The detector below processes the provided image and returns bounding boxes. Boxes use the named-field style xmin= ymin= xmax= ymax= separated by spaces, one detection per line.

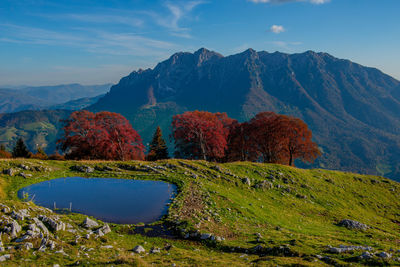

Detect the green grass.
xmin=0 ymin=159 xmax=399 ymax=266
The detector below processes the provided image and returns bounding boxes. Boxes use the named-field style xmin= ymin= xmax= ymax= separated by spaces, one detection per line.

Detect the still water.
xmin=18 ymin=177 xmax=176 ymax=224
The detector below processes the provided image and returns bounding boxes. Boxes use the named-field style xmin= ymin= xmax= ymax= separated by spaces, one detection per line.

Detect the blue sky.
xmin=0 ymin=0 xmax=399 ymax=86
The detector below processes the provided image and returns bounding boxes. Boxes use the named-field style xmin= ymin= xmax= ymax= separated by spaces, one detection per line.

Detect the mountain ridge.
xmin=0 ymin=83 xmax=111 ymax=113
xmin=90 ymin=48 xmax=400 ymax=180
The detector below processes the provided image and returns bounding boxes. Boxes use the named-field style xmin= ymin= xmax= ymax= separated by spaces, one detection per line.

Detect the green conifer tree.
xmin=12 ymin=138 xmax=31 ymax=158
xmin=147 ymin=126 xmax=169 ymax=161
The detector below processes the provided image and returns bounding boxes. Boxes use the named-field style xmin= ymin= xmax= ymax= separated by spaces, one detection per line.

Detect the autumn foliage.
xmin=172 ymin=110 xmax=320 ymax=165
xmin=58 ymin=110 xmax=144 ymax=160
xmin=0 ymin=144 xmax=12 ymax=159
xmin=172 ymin=111 xmax=236 ymax=161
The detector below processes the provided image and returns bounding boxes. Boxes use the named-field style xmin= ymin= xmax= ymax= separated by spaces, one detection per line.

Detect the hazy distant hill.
xmin=0 ymin=89 xmax=46 ymax=113
xmin=90 ymin=48 xmax=400 ymax=180
xmin=48 ymin=94 xmax=105 ymax=111
xmin=0 ymin=84 xmax=111 ymax=113
xmin=20 ymin=83 xmax=111 ymax=104
xmin=0 ymin=110 xmax=71 ymax=153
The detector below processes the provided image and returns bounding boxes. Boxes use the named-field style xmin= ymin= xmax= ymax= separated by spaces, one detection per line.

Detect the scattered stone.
xmin=33 ymin=217 xmax=50 ymax=236
xmin=72 ymin=165 xmax=94 ymax=173
xmin=101 ymin=245 xmax=113 ymax=249
xmin=2 ymin=168 xmax=16 ymax=176
xmin=242 ymin=178 xmax=251 ymax=186
xmin=253 ymin=180 xmax=273 ymax=190
xmin=215 ymin=236 xmax=223 ymax=242
xmin=200 ymin=233 xmax=213 ymax=240
xmin=296 ymin=194 xmax=307 ymax=199
xmin=338 ymin=219 xmax=369 ymax=230
xmin=11 ymin=209 xmax=30 ymax=220
xmin=82 ymin=217 xmax=99 ymax=229
xmin=328 ymin=245 xmax=372 ymax=254
xmin=7 ymin=220 xmax=22 ymax=238
xmin=19 ymin=164 xmax=30 ymax=170
xmin=1 ymin=206 xmax=10 ymax=213
xmin=376 ymin=252 xmax=391 ymax=259
xmin=133 ymin=245 xmax=145 ymax=253
xmin=150 ymin=247 xmax=161 ymax=254
xmin=0 ymin=254 xmax=11 ymax=262
xmin=39 ymin=215 xmax=65 ymax=231
xmin=20 ymin=242 xmax=33 ymax=250
xmin=55 ymin=249 xmax=68 ymax=256
xmin=19 ymin=172 xmax=32 ymax=178
xmin=99 ymin=224 xmax=111 ymax=235
xmin=359 ymin=251 xmax=373 ymax=260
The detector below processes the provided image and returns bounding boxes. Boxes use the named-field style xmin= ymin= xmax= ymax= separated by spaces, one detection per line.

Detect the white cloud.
xmin=249 ymin=0 xmax=330 ymax=4
xmin=147 ymin=1 xmax=206 ymax=38
xmin=270 ymin=25 xmax=285 ymax=34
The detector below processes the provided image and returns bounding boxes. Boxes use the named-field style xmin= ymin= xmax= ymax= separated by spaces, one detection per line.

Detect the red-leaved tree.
xmin=226 ymin=111 xmax=320 ymax=165
xmin=172 ymin=111 xmax=236 ymax=161
xmin=281 ymin=116 xmax=321 ymax=166
xmin=58 ymin=111 xmax=144 ymax=160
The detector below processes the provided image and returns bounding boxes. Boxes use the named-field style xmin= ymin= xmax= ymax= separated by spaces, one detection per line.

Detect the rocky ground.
xmin=0 ymin=159 xmax=399 ymax=266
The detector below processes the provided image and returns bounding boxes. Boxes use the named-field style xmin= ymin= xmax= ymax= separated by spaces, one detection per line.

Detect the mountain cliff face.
xmin=90 ymin=48 xmax=400 ymax=180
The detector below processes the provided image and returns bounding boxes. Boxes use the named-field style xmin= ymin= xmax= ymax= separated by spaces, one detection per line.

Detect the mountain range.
xmin=0 ymin=84 xmax=111 ymax=113
xmin=90 ymin=48 xmax=400 ymax=180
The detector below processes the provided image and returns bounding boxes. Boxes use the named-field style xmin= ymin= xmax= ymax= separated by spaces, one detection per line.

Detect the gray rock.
xmin=2 ymin=168 xmax=16 ymax=176
xmin=200 ymin=233 xmax=213 ymax=240
xmin=20 ymin=242 xmax=33 ymax=250
xmin=11 ymin=209 xmax=30 ymax=220
xmin=242 ymin=178 xmax=251 ymax=186
xmin=328 ymin=245 xmax=373 ymax=254
xmin=39 ymin=215 xmax=65 ymax=231
xmin=33 ymin=217 xmax=50 ymax=236
xmin=150 ymin=247 xmax=161 ymax=254
xmin=19 ymin=164 xmax=30 ymax=170
xmin=1 ymin=207 xmax=10 ymax=213
xmin=82 ymin=217 xmax=99 ymax=229
xmin=133 ymin=245 xmax=145 ymax=253
xmin=8 ymin=220 xmax=22 ymax=238
xmin=98 ymin=224 xmax=111 ymax=235
xmin=19 ymin=172 xmax=32 ymax=178
xmin=72 ymin=165 xmax=94 ymax=173
xmin=101 ymin=245 xmax=113 ymax=249
xmin=330 ymin=247 xmax=345 ymax=253
xmin=254 ymin=180 xmax=273 ymax=190
xmin=359 ymin=251 xmax=373 ymax=260
xmin=338 ymin=219 xmax=369 ymax=230
xmin=376 ymin=252 xmax=391 ymax=259
xmin=0 ymin=254 xmax=11 ymax=262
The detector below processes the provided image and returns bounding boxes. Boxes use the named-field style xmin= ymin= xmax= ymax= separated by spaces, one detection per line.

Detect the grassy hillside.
xmin=0 ymin=159 xmax=399 ymax=266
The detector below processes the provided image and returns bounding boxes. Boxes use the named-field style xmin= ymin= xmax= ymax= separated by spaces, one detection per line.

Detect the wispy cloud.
xmin=0 ymin=23 xmax=177 ymax=57
xmin=249 ymin=0 xmax=330 ymax=4
xmin=146 ymin=1 xmax=206 ymax=38
xmin=41 ymin=13 xmax=144 ymax=28
xmin=270 ymin=25 xmax=285 ymax=34
xmin=267 ymin=40 xmax=303 ymax=51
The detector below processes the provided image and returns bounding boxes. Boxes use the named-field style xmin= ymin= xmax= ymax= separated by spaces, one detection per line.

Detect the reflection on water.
xmin=18 ymin=177 xmax=176 ymax=224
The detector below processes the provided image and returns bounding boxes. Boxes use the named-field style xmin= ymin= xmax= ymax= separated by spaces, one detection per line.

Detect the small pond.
xmin=18 ymin=177 xmax=177 ymax=224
